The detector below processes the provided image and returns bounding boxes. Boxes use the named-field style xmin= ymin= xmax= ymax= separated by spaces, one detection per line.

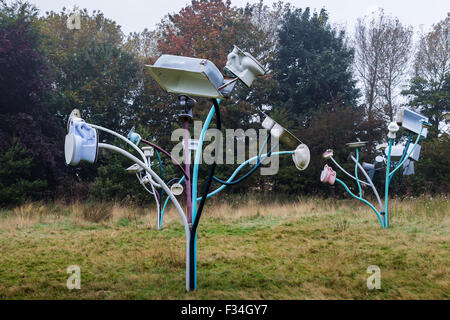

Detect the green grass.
xmin=0 ymin=196 xmax=448 ymax=299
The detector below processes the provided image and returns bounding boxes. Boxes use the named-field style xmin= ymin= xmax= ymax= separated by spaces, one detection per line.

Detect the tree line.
xmin=0 ymin=0 xmax=448 ymax=206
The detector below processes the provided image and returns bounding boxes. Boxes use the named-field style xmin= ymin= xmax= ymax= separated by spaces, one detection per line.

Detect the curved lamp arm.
xmin=330 ymin=156 xmax=370 ymax=186
xmin=335 ymin=177 xmax=385 ymax=228
xmin=141 ymin=139 xmax=189 ymax=180
xmin=203 ymin=150 xmax=293 ymax=200
xmin=89 ymin=123 xmax=148 ymax=167
xmin=350 ymin=155 xmax=383 ymax=212
xmin=136 ymin=172 xmax=155 ymax=195
xmin=90 ymin=123 xmax=164 ymax=188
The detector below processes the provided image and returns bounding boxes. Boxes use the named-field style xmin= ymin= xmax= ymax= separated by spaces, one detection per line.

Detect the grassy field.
xmin=0 ymin=196 xmax=448 ymax=299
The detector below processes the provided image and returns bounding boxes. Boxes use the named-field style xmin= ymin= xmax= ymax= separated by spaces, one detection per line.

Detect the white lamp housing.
xmin=322 ymin=149 xmax=334 ymax=159
xmin=375 ymin=143 xmax=388 ymax=151
xmin=396 ymin=109 xmax=428 ymax=138
xmin=171 ymin=183 xmax=184 ymax=196
xmin=142 ymin=146 xmax=154 ymax=158
xmin=387 ymin=122 xmax=400 ymax=139
xmin=390 ymin=144 xmax=421 ymax=162
xmin=292 ymin=144 xmax=310 ymax=171
xmin=65 ymin=116 xmax=98 ymax=166
xmin=126 ymin=163 xmax=144 ymax=174
xmin=224 ymin=45 xmax=266 ymax=87
xmin=145 ymin=55 xmax=227 ymax=99
xmin=375 ymin=155 xmax=384 ymax=163
xmin=346 ymin=141 xmax=368 ymax=148
xmin=270 ymin=124 xmax=302 ymax=149
xmin=261 ymin=115 xmax=276 ymax=130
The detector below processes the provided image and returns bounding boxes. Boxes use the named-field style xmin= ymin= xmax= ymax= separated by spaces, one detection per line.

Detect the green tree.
xmin=40 ymin=9 xmax=139 ymax=133
xmin=405 ymin=134 xmax=450 ymax=194
xmin=0 ymin=1 xmax=67 ymax=204
xmin=273 ymin=8 xmax=359 ymax=119
xmin=403 ymin=15 xmax=449 ymax=137
xmin=0 ymin=138 xmax=47 ymax=205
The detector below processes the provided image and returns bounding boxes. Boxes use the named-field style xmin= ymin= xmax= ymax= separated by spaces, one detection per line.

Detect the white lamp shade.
xmin=390 ymin=144 xmax=421 ymax=162
xmin=396 ymin=109 xmax=428 ymax=138
xmin=145 ymin=55 xmax=225 ymax=99
xmin=292 ymin=144 xmax=310 ymax=171
xmin=225 ymin=46 xmax=266 ymax=87
xmin=270 ymin=124 xmax=301 ymax=149
xmin=65 ymin=118 xmax=98 ymax=165
xmin=171 ymin=183 xmax=184 ymax=196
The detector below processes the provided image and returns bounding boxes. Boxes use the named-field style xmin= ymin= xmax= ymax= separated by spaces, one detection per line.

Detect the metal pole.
xmin=184 ymin=120 xmax=192 ymax=225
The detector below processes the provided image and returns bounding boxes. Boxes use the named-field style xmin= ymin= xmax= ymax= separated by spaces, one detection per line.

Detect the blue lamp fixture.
xmin=64 ymin=113 xmax=98 ymax=166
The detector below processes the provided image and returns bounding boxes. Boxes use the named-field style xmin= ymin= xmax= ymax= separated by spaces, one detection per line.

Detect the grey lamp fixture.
xmin=292 ymin=144 xmax=310 ymax=170
xmin=395 ymin=108 xmax=428 ymax=138
xmin=390 ymin=144 xmax=421 ymax=162
xmin=362 ymin=161 xmax=376 ymax=180
xmin=126 ymin=163 xmax=144 ymax=173
xmin=346 ymin=141 xmax=368 ymax=148
xmin=270 ymin=123 xmax=302 ymax=149
xmin=177 ymin=95 xmax=196 ymax=122
xmin=145 ymin=47 xmax=265 ymax=99
xmin=402 ymin=159 xmax=415 ymax=175
xmin=145 ymin=53 xmax=246 ymax=99
xmin=145 ymin=55 xmax=225 ymax=98
xmin=171 ymin=183 xmax=184 ymax=196
xmin=224 ymin=45 xmax=266 ymax=87
xmin=322 ymin=149 xmax=334 ymax=159
xmin=142 ymin=146 xmax=154 ymax=158
xmin=65 ymin=111 xmax=98 ymax=166
xmin=387 ymin=122 xmax=400 ymax=139
xmin=261 ymin=114 xmax=302 ymax=149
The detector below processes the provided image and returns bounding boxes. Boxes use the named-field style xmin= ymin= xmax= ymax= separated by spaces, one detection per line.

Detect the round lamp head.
xmin=375 ymin=155 xmax=384 ymax=163
xmin=171 ymin=183 xmax=184 ymax=196
xmin=387 ymin=121 xmax=400 ymax=139
xmin=322 ymin=149 xmax=334 ymax=159
xmin=292 ymin=144 xmax=310 ymax=171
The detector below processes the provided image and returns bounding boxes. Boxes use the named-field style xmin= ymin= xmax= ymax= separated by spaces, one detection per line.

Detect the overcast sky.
xmin=15 ymin=0 xmax=450 ymax=36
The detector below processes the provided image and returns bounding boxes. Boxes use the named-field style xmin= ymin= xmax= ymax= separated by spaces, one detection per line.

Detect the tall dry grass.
xmin=0 ymin=195 xmax=447 ymax=231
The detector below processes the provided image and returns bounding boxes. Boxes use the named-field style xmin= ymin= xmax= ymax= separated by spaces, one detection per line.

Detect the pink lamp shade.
xmin=320 ymin=164 xmax=336 ymax=185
